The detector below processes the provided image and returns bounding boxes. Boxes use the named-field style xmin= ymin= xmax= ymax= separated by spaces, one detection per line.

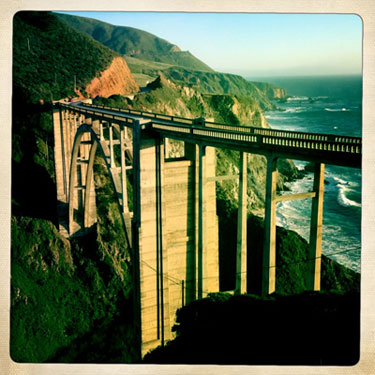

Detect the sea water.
xmin=257 ymin=75 xmax=362 ymax=273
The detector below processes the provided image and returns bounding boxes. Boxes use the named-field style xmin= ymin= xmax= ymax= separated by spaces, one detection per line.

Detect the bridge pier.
xmin=235 ymin=152 xmax=248 ymax=295
xmin=198 ymin=145 xmax=207 ymax=299
xmin=308 ymin=163 xmax=325 ymax=291
xmin=261 ymin=157 xmax=326 ymax=296
xmin=262 ymin=156 xmax=278 ymax=296
xmin=131 ymin=133 xmax=219 ymax=356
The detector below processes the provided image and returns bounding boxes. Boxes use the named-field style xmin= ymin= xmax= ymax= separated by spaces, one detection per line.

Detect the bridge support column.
xmin=164 ymin=137 xmax=171 ymax=159
xmin=109 ymin=123 xmax=115 ymax=168
xmin=307 ymin=163 xmax=325 ymax=291
xmin=262 ymin=156 xmax=278 ymax=296
xmin=120 ymin=126 xmax=129 ymax=214
xmin=132 ymin=122 xmax=172 ymax=357
xmin=53 ymin=106 xmax=68 ymax=203
xmin=99 ymin=122 xmax=104 ymax=141
xmin=235 ymin=152 xmax=247 ymax=295
xmin=83 ymin=140 xmax=97 ymax=230
xmin=198 ymin=145 xmax=207 ymax=299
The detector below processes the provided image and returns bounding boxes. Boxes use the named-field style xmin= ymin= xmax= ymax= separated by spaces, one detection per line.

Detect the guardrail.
xmin=151 ymin=122 xmax=361 ymax=154
xmin=82 ymin=102 xmax=361 ymax=145
xmin=59 ymin=102 xmax=362 ymax=160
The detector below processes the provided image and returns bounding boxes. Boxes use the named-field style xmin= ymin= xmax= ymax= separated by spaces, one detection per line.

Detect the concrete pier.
xmin=308 ymin=163 xmax=325 ymax=291
xmin=262 ymin=156 xmax=278 ymax=296
xmin=235 ymin=152 xmax=247 ymax=295
xmin=131 ymin=133 xmax=219 ymax=356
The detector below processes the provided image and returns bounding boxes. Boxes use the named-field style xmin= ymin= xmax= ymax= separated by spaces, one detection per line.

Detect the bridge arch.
xmin=67 ymin=121 xmax=132 ymax=248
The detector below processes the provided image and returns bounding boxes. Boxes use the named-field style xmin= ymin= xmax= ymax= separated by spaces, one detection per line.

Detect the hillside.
xmin=56 ymin=13 xmax=213 ymax=72
xmin=13 ymin=12 xmax=137 ymax=103
xmin=155 ymin=67 xmax=282 ymax=110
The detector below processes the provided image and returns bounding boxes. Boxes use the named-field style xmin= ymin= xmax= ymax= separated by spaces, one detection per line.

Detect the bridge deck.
xmin=60 ymin=102 xmax=361 ymax=168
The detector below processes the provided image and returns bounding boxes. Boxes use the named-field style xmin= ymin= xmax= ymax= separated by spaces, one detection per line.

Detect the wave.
xmin=283 ymin=107 xmax=308 ymax=113
xmin=287 ymin=96 xmax=309 ymax=101
xmin=337 ymin=186 xmax=361 ymax=208
xmin=265 ymin=115 xmax=291 ymax=120
xmin=332 ymin=177 xmax=361 ymax=208
xmin=324 ymin=107 xmax=350 ymax=112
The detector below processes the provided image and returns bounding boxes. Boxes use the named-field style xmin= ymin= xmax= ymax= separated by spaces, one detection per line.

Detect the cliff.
xmin=85 ymin=57 xmax=139 ymax=98
xmin=252 ymin=81 xmax=287 ymax=99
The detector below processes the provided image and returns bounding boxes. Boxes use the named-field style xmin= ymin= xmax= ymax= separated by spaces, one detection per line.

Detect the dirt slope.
xmin=85 ymin=57 xmax=139 ymax=98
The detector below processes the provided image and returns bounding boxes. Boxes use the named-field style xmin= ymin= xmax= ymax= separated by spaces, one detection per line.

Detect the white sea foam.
xmin=324 ymin=107 xmax=350 ymax=112
xmin=333 ymin=176 xmax=347 ymax=185
xmin=287 ymin=96 xmax=309 ymax=101
xmin=332 ymin=177 xmax=361 ymax=208
xmin=265 ymin=115 xmax=290 ymax=120
xmin=337 ymin=185 xmax=361 ymax=208
xmin=283 ymin=107 xmax=309 ymax=113
xmin=322 ymin=236 xmax=361 ymax=273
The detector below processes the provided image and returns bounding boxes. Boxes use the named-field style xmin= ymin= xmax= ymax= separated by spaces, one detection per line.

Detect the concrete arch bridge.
xmin=53 ymin=100 xmax=361 ymax=357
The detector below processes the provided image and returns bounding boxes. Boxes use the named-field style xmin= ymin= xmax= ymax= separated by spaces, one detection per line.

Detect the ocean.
xmin=254 ymin=75 xmax=362 ymax=273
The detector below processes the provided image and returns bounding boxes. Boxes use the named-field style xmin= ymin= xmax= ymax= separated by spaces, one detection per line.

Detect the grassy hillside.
xmin=13 ymin=11 xmax=118 ymax=104
xmin=157 ymin=67 xmax=280 ymax=110
xmin=11 ymin=156 xmax=138 ymax=362
xmin=56 ymin=13 xmax=213 ymax=72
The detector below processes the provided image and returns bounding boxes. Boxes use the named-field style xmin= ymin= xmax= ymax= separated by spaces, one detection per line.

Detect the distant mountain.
xmin=56 ymin=13 xmax=213 ymax=72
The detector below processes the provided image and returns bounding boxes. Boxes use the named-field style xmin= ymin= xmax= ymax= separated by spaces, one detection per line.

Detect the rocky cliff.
xmin=85 ymin=57 xmax=139 ymax=98
xmin=252 ymin=81 xmax=287 ymax=99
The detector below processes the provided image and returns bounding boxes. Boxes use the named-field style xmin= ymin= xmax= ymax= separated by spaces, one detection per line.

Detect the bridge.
xmin=52 ymin=100 xmax=361 ymax=357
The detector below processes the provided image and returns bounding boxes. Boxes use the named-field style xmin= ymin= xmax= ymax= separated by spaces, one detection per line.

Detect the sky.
xmin=58 ymin=12 xmax=363 ymax=78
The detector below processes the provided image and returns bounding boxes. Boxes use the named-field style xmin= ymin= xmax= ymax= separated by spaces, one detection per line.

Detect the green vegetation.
xmin=11 ymin=12 xmax=139 ymax=363
xmin=14 ymin=12 xmax=117 ymax=103
xmin=56 ymin=13 xmax=213 ymax=72
xmin=158 ymin=67 xmax=279 ymax=110
xmin=11 ymin=154 xmax=139 ymax=363
xmin=143 ymin=291 xmax=360 ymax=365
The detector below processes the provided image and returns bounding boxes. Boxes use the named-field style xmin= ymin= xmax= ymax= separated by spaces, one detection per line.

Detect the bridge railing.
xmin=59 ymin=103 xmax=139 ymax=126
xmin=151 ymin=122 xmax=362 ymax=155
xmin=83 ymin=103 xmax=196 ymax=125
xmin=59 ymin=102 xmax=361 ymax=156
xmin=82 ymin=103 xmax=361 ymax=145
